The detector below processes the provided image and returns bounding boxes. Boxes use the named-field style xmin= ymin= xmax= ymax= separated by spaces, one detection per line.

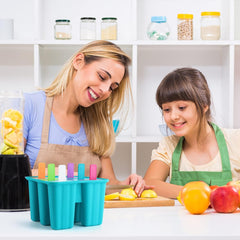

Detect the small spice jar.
xmin=80 ymin=17 xmax=96 ymax=40
xmin=101 ymin=17 xmax=117 ymax=40
xmin=147 ymin=16 xmax=170 ymax=40
xmin=201 ymin=12 xmax=221 ymax=40
xmin=54 ymin=19 xmax=72 ymax=40
xmin=177 ymin=14 xmax=193 ymax=40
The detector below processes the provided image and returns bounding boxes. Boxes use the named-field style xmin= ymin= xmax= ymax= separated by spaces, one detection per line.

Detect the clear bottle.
xmin=147 ymin=16 xmax=170 ymax=40
xmin=80 ymin=17 xmax=96 ymax=40
xmin=177 ymin=14 xmax=193 ymax=40
xmin=101 ymin=17 xmax=117 ymax=40
xmin=54 ymin=19 xmax=72 ymax=40
xmin=201 ymin=12 xmax=221 ymax=40
xmin=0 ymin=90 xmax=24 ymax=155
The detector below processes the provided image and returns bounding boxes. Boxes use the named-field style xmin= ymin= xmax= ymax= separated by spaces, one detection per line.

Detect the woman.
xmin=144 ymin=67 xmax=240 ymax=199
xmin=24 ymin=40 xmax=147 ymax=195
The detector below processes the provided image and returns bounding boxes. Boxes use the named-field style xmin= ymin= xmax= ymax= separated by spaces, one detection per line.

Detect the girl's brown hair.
xmin=156 ymin=68 xmax=212 ymax=136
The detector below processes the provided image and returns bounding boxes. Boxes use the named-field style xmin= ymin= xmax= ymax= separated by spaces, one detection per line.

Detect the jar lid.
xmin=201 ymin=12 xmax=220 ymax=16
xmin=102 ymin=17 xmax=117 ymax=20
xmin=55 ymin=19 xmax=70 ymax=22
xmin=177 ymin=14 xmax=193 ymax=19
xmin=151 ymin=16 xmax=167 ymax=23
xmin=80 ymin=17 xmax=96 ymax=20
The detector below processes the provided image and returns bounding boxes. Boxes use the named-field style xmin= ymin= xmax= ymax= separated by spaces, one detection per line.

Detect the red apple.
xmin=227 ymin=180 xmax=240 ymax=206
xmin=227 ymin=180 xmax=240 ymax=191
xmin=210 ymin=185 xmax=239 ymax=213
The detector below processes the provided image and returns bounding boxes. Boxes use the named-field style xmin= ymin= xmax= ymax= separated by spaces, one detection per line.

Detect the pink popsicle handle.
xmin=89 ymin=164 xmax=97 ymax=180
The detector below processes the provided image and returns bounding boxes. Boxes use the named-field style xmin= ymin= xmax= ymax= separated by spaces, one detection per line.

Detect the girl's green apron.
xmin=170 ymin=123 xmax=232 ymax=186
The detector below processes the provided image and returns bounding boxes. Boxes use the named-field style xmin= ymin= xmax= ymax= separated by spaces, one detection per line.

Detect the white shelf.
xmin=135 ymin=40 xmax=233 ymax=46
xmin=1 ymin=0 xmax=240 ymax=179
xmin=0 ymin=40 xmax=238 ymax=46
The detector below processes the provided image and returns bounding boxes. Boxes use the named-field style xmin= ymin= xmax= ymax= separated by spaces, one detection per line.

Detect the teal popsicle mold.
xmin=25 ymin=176 xmax=108 ymax=230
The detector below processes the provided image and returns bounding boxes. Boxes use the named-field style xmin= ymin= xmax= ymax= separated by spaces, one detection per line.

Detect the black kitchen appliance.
xmin=0 ymin=91 xmax=31 ymax=211
xmin=0 ymin=154 xmax=31 ymax=211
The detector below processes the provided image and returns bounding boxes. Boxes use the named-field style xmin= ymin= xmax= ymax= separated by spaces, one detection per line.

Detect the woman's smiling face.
xmin=72 ymin=55 xmax=125 ymax=107
xmin=162 ymin=100 xmax=199 ymax=137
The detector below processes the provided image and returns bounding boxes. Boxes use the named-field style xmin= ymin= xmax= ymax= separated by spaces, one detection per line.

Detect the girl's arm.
xmin=144 ymin=160 xmax=183 ymax=199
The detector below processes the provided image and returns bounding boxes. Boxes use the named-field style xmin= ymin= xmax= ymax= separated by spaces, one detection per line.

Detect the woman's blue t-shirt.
xmin=23 ymin=91 xmax=88 ymax=168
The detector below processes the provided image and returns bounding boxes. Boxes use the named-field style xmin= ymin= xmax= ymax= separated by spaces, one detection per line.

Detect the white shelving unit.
xmin=1 ymin=0 xmax=240 ymax=179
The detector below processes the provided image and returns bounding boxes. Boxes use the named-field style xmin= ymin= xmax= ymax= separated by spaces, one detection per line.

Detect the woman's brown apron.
xmin=33 ymin=97 xmax=102 ymax=177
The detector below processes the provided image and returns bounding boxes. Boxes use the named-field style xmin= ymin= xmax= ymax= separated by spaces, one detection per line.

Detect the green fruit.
xmin=4 ymin=139 xmax=18 ymax=149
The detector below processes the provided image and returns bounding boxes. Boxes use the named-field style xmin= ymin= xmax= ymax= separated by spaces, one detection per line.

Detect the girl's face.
xmin=162 ymin=100 xmax=199 ymax=138
xmin=72 ymin=55 xmax=125 ymax=107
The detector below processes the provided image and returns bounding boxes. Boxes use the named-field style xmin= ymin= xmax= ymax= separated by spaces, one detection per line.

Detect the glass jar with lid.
xmin=177 ymin=14 xmax=193 ymax=40
xmin=101 ymin=17 xmax=117 ymax=40
xmin=147 ymin=16 xmax=170 ymax=40
xmin=80 ymin=17 xmax=96 ymax=40
xmin=201 ymin=12 xmax=221 ymax=40
xmin=54 ymin=19 xmax=72 ymax=40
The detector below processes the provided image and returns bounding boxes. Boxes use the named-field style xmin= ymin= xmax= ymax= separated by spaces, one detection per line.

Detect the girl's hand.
xmin=121 ymin=174 xmax=154 ymax=197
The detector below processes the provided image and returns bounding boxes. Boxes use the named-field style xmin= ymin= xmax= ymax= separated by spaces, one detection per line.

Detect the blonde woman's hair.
xmin=44 ymin=40 xmax=132 ymax=157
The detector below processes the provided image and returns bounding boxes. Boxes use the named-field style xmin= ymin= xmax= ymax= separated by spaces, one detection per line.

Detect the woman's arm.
xmin=99 ymin=156 xmax=149 ymax=197
xmin=99 ymin=156 xmax=120 ymax=184
xmin=24 ymin=138 xmax=26 ymax=149
xmin=144 ymin=160 xmax=183 ymax=199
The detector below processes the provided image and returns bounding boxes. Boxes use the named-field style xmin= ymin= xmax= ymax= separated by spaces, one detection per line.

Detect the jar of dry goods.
xmin=147 ymin=16 xmax=170 ymax=40
xmin=101 ymin=17 xmax=117 ymax=40
xmin=54 ymin=19 xmax=72 ymax=40
xmin=80 ymin=17 xmax=96 ymax=40
xmin=201 ymin=12 xmax=220 ymax=40
xmin=177 ymin=14 xmax=193 ymax=40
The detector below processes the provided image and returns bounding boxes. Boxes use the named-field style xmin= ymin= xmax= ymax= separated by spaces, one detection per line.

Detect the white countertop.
xmin=1 ymin=201 xmax=240 ymax=240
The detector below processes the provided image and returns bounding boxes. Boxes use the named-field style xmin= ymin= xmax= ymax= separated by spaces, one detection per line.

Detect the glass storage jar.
xmin=54 ymin=19 xmax=72 ymax=40
xmin=201 ymin=12 xmax=221 ymax=40
xmin=80 ymin=17 xmax=96 ymax=40
xmin=101 ymin=17 xmax=117 ymax=40
xmin=147 ymin=16 xmax=170 ymax=40
xmin=177 ymin=14 xmax=193 ymax=40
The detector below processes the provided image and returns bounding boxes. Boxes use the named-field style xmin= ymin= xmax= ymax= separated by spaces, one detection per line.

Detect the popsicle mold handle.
xmin=38 ymin=162 xmax=45 ymax=179
xmin=78 ymin=163 xmax=85 ymax=180
xmin=58 ymin=165 xmax=67 ymax=181
xmin=89 ymin=164 xmax=97 ymax=180
xmin=67 ymin=163 xmax=74 ymax=179
xmin=48 ymin=164 xmax=55 ymax=181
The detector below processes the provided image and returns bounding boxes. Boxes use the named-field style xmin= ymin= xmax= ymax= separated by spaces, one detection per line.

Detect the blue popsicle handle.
xmin=78 ymin=164 xmax=85 ymax=180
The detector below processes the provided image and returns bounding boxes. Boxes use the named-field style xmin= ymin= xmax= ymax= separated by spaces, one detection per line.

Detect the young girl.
xmin=144 ymin=67 xmax=240 ymax=199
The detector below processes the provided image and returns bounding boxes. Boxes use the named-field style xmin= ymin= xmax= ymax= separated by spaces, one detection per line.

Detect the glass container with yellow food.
xmin=0 ymin=90 xmax=31 ymax=211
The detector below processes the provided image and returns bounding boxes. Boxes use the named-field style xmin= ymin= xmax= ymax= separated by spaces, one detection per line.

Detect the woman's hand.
xmin=121 ymin=174 xmax=154 ymax=197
